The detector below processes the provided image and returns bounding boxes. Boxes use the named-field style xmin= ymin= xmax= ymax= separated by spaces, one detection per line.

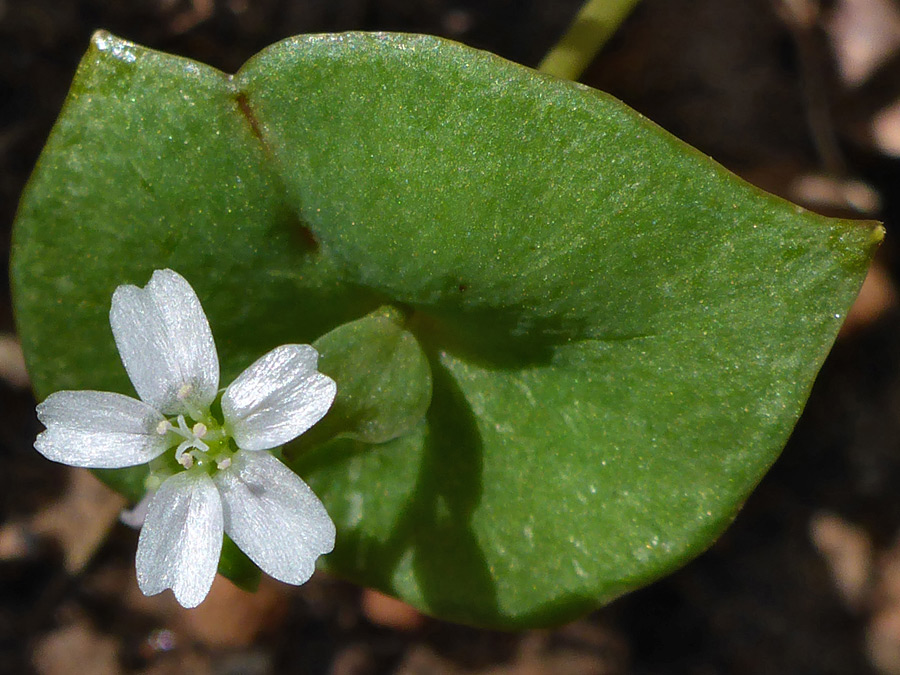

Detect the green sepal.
xmin=299 ymin=306 xmax=432 ymax=449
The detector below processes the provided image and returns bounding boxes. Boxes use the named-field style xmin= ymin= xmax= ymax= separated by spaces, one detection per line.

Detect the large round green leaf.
xmin=12 ymin=31 xmax=880 ymax=628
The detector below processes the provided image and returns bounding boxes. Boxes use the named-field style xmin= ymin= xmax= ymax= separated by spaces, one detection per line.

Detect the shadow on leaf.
xmin=293 ymin=352 xmax=499 ymax=624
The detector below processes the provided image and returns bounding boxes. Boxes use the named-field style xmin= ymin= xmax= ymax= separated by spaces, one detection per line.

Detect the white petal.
xmin=120 ymin=488 xmax=156 ymax=529
xmin=214 ymin=450 xmax=335 ymax=585
xmin=136 ymin=471 xmax=223 ymax=608
xmin=110 ymin=269 xmax=219 ymax=415
xmin=222 ymin=345 xmax=336 ymax=451
xmin=35 ymin=391 xmax=168 ymax=468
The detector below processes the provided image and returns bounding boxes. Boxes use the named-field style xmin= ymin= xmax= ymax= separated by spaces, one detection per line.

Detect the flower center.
xmin=154 ymin=411 xmax=233 ymax=475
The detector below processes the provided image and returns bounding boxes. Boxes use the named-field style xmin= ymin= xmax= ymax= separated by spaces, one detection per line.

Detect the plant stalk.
xmin=538 ymin=0 xmax=643 ymax=81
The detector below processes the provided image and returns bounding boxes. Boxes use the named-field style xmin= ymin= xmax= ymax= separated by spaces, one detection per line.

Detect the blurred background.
xmin=3 ymin=0 xmax=900 ymax=673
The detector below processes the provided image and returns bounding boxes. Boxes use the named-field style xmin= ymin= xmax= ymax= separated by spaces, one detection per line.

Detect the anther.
xmin=174 ymin=440 xmax=194 ymax=467
xmin=192 ymin=422 xmax=207 ymax=438
xmin=176 ymin=383 xmax=193 ymax=401
xmin=216 ymin=457 xmax=232 ymax=470
xmin=156 ymin=420 xmax=171 ymax=435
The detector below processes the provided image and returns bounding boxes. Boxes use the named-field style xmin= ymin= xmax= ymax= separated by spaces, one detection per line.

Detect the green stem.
xmin=537 ymin=0 xmax=643 ymax=81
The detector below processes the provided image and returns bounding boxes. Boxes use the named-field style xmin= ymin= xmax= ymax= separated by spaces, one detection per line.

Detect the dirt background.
xmin=3 ymin=0 xmax=900 ymax=673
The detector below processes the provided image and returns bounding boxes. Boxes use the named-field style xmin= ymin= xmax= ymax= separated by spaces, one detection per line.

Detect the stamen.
xmin=176 ymin=415 xmax=192 ymax=436
xmin=156 ymin=420 xmax=171 ymax=435
xmin=167 ymin=410 xmax=221 ymax=472
xmin=175 ymin=441 xmax=194 ymax=469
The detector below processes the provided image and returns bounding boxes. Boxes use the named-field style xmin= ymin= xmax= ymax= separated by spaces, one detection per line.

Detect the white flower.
xmin=34 ymin=269 xmax=337 ymax=608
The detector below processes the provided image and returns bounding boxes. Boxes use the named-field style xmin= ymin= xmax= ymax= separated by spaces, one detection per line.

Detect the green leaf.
xmin=306 ymin=306 xmax=432 ymax=446
xmin=12 ymin=31 xmax=880 ymax=627
xmin=217 ymin=535 xmax=261 ymax=592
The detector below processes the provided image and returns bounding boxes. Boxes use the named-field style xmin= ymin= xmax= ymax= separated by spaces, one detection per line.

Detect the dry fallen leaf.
xmin=872 ymin=99 xmax=900 ymax=157
xmin=361 ymin=588 xmax=425 ymax=631
xmin=31 ymin=468 xmax=125 ymax=574
xmin=810 ymin=512 xmax=874 ymax=608
xmin=826 ymin=0 xmax=900 ymax=85
xmin=0 ymin=334 xmax=29 ymax=388
xmin=840 ymin=261 xmax=898 ymax=335
xmin=176 ymin=575 xmax=288 ymax=649
xmin=33 ymin=621 xmax=121 ymax=675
